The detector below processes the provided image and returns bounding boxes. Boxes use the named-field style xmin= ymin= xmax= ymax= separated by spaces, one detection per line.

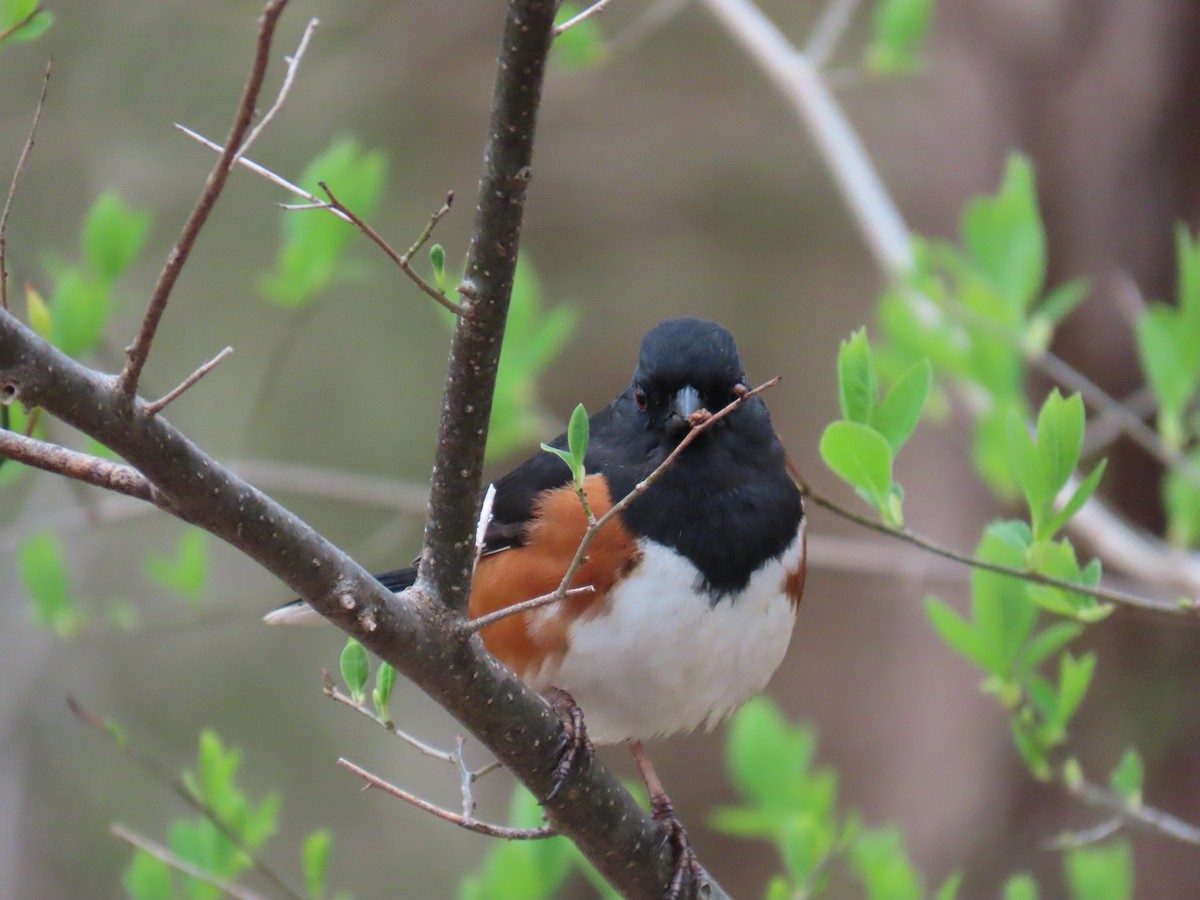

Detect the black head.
xmin=630 ymin=318 xmax=750 ymax=438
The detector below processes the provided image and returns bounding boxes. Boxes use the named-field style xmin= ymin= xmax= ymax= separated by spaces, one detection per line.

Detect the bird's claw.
xmin=544 ymin=687 xmax=592 ymax=802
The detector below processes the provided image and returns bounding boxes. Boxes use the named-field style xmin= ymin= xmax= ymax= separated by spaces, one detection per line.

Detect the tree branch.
xmin=0 ymin=429 xmax=165 ymax=508
xmin=117 ymin=0 xmax=289 ymax=401
xmin=0 ymin=59 xmax=50 ymax=312
xmin=110 ymin=824 xmax=265 ymax=900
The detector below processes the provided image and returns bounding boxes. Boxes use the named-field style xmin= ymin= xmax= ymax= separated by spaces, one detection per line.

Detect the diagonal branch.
xmin=0 ymin=429 xmax=166 ymax=508
xmin=117 ymin=0 xmax=290 ymax=401
xmin=0 ymin=60 xmax=51 ymax=312
xmin=110 ymin=824 xmax=265 ymax=900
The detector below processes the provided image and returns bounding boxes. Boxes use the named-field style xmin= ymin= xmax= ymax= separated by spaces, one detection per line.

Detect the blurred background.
xmin=2 ymin=0 xmax=1199 ymax=897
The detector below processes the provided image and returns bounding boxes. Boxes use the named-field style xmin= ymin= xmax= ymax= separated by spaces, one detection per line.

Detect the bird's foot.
xmin=545 ymin=687 xmax=593 ymax=802
xmin=630 ymin=740 xmax=703 ymax=899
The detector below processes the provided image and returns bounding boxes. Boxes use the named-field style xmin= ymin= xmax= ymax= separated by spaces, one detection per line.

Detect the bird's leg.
xmin=629 ymin=740 xmax=702 ymax=900
xmin=544 ymin=687 xmax=593 ymax=801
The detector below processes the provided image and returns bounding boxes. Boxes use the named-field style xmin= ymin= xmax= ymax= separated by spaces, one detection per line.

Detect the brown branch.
xmin=793 ymin=468 xmax=1195 ymax=617
xmin=68 ymin=697 xmax=305 ymax=900
xmin=117 ymin=0 xmax=290 ymax=401
xmin=0 ymin=60 xmax=50 ymax=312
xmin=110 ymin=824 xmax=265 ymax=900
xmin=316 ymin=183 xmax=462 ymax=315
xmin=337 ymin=757 xmax=555 ymax=840
xmin=145 ymin=346 xmax=233 ymax=415
xmin=0 ymin=429 xmax=165 ymax=507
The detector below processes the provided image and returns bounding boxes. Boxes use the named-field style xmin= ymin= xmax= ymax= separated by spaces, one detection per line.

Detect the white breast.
xmin=530 ymin=522 xmax=805 ymax=745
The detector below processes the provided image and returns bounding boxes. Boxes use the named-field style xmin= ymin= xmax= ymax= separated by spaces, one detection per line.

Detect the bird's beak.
xmin=668 ymin=385 xmax=703 ymax=435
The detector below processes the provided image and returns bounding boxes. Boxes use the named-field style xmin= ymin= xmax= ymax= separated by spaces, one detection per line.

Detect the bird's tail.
xmin=262 ymin=567 xmax=418 ymax=625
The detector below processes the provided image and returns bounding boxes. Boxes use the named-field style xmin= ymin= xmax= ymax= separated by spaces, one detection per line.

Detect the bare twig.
xmin=0 ymin=3 xmax=43 ymax=47
xmin=0 ymin=430 xmax=165 ymax=506
xmin=1081 ymin=386 xmax=1156 ymax=456
xmin=317 ymin=183 xmax=462 ymax=315
xmin=1045 ymin=817 xmax=1123 ymax=850
xmin=795 ymin=472 xmax=1195 ymax=616
xmin=1068 ymin=777 xmax=1200 ymax=846
xmin=0 ymin=60 xmax=51 ymax=312
xmin=338 ymin=757 xmax=556 ymax=840
xmin=68 ymin=697 xmax=304 ymax=900
xmin=145 ymin=346 xmax=233 ymax=415
xmin=464 ymin=585 xmax=595 ymax=634
xmin=175 ymin=124 xmax=355 ymax=222
xmin=805 ymin=0 xmax=862 ymax=68
xmin=118 ymin=0 xmax=290 ymax=400
xmin=322 ymin=671 xmax=455 ymax=763
xmin=553 ymin=0 xmax=615 ymax=36
xmin=236 ymin=17 xmax=319 ymax=161
xmin=110 ymin=824 xmax=265 ymax=900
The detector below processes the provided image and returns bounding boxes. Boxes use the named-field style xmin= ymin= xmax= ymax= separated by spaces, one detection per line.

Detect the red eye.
xmin=635 ymin=388 xmax=648 ymax=411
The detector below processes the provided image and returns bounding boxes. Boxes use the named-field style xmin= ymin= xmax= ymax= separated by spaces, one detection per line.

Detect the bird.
xmin=267 ymin=317 xmax=806 ymax=892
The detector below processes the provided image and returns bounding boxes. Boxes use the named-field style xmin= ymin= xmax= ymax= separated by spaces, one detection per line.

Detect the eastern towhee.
xmin=268 ymin=317 xmax=806 ymax=890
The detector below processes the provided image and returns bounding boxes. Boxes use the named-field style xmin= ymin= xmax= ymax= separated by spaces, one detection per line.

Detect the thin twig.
xmin=175 ymin=124 xmax=354 ymax=222
xmin=337 ymin=757 xmax=556 ymax=840
xmin=1044 ymin=817 xmax=1124 ymax=850
xmin=118 ymin=0 xmax=290 ymax=401
xmin=0 ymin=430 xmax=165 ymax=506
xmin=0 ymin=3 xmax=42 ymax=47
xmin=321 ymin=671 xmax=457 ymax=763
xmin=318 ymin=183 xmax=463 ymax=315
xmin=454 ymin=736 xmax=475 ymax=817
xmin=145 ymin=346 xmax=233 ymax=415
xmin=68 ymin=697 xmax=305 ymax=900
xmin=0 ymin=60 xmax=51 ymax=312
xmin=235 ymin=17 xmax=319 ymax=162
xmin=795 ymin=471 xmax=1195 ymax=616
xmin=805 ymin=0 xmax=862 ymax=68
xmin=1081 ymin=386 xmax=1156 ymax=456
xmin=553 ymin=0 xmax=615 ymax=36
xmin=110 ymin=824 xmax=265 ymax=900
xmin=464 ymin=586 xmax=595 ymax=634
xmin=399 ymin=191 xmax=455 ymax=267
xmin=1068 ymin=777 xmax=1200 ymax=846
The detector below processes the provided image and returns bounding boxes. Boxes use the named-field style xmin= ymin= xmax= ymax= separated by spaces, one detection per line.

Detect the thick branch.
xmin=415 ymin=0 xmax=552 ymax=615
xmin=0 ymin=429 xmax=165 ymax=508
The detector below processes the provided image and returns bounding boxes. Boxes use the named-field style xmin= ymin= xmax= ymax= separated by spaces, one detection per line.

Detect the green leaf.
xmin=340 ymin=639 xmax=369 ymax=704
xmin=866 ymin=0 xmax=935 ymax=74
xmin=1035 ymin=390 xmax=1085 ymax=502
xmin=924 ymin=596 xmax=996 ymax=673
xmin=1056 ymin=651 xmax=1096 ymax=729
xmin=1064 ymin=841 xmax=1133 ymax=900
xmin=303 ymin=830 xmax=332 ymax=900
xmin=1175 ymin=222 xmax=1200 ymax=329
xmin=1165 ymin=450 xmax=1200 ymax=548
xmin=1017 ymin=622 xmax=1083 ymax=676
xmin=725 ymin=697 xmax=818 ymax=811
xmin=429 ymin=243 xmax=446 ymax=292
xmin=1043 ymin=458 xmax=1107 ymax=540
xmin=458 ymin=787 xmax=573 ymax=900
xmin=970 ymin=522 xmax=1038 ymax=675
xmin=1136 ymin=304 xmax=1199 ymax=445
xmin=50 ymin=269 xmax=110 ymax=358
xmin=566 ymin=403 xmax=589 ymax=476
xmin=934 ymin=872 xmax=963 ymax=900
xmin=373 ymin=662 xmax=396 ymax=721
xmin=552 ymin=2 xmax=608 ymax=70
xmin=963 ymin=155 xmax=1046 ymax=311
xmin=143 ymin=530 xmax=209 ymax=608
xmin=1008 ymin=410 xmax=1048 ymax=533
xmin=1003 ymin=873 xmax=1039 ymax=900
xmin=24 ymin=282 xmax=52 ymax=340
xmin=82 ymin=191 xmax=151 ymax=283
xmin=1108 ymin=748 xmax=1144 ymax=808
xmin=849 ymin=827 xmax=922 ymax=900
xmin=1011 ymin=719 xmax=1051 ymax=780
xmin=871 ymin=359 xmax=931 ymax=454
xmin=0 ymin=1 xmax=52 ymax=44
xmin=260 ymin=139 xmax=387 ymax=306
xmin=837 ymin=328 xmax=877 ymax=424
xmin=19 ymin=531 xmax=83 ymax=638
xmin=1035 ymin=279 xmax=1088 ymax=328
xmin=123 ymin=850 xmax=175 ymax=900
xmin=819 ymin=421 xmax=893 ymax=510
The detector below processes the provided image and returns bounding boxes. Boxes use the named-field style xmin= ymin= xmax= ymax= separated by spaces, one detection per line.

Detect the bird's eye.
xmin=634 ymin=387 xmax=648 ymax=411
